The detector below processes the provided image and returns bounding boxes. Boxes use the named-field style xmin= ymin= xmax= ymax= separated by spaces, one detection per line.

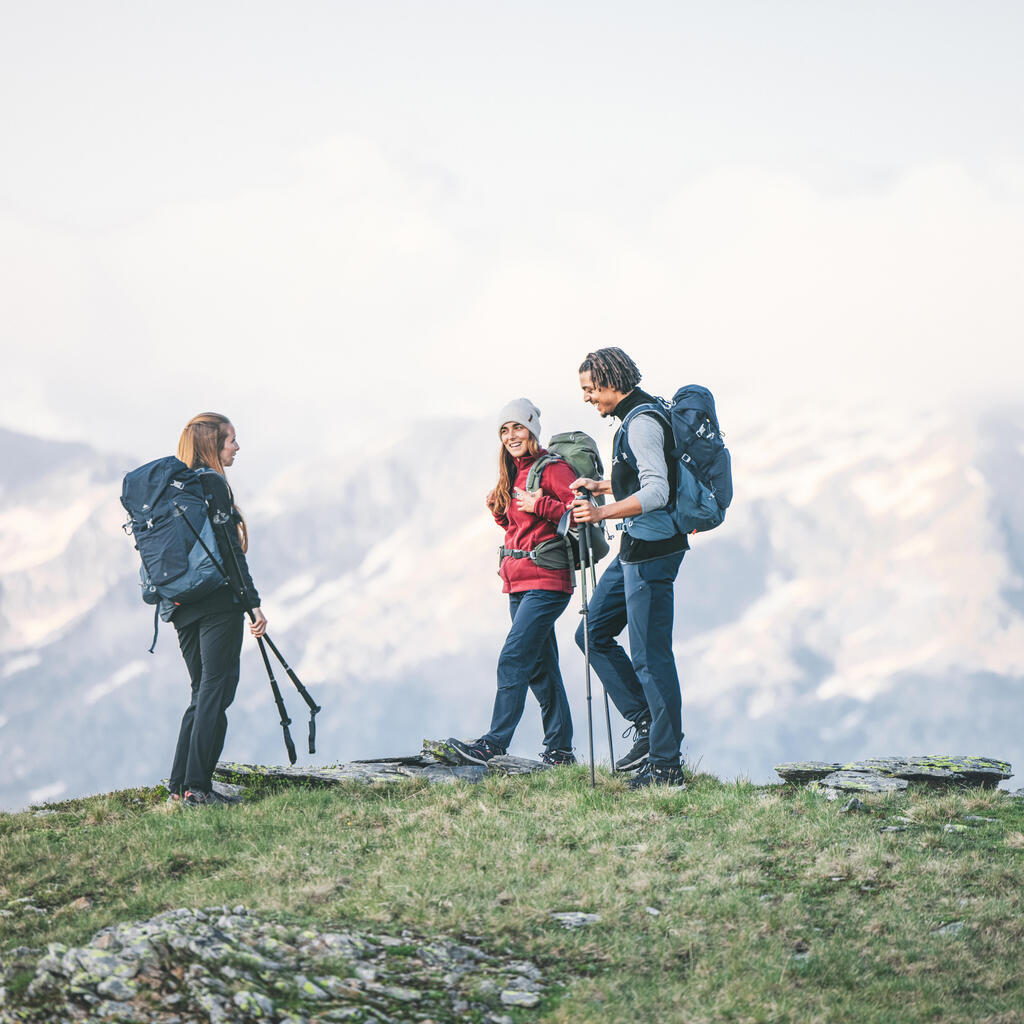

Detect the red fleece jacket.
xmin=493 ymin=450 xmax=578 ymax=594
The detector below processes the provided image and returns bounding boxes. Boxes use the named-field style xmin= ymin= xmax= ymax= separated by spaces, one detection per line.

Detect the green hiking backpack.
xmin=524 ymin=431 xmax=610 ymax=572
xmin=525 ymin=431 xmax=606 ymax=499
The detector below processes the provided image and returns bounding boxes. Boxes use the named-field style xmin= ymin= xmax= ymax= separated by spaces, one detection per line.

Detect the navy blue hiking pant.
xmin=481 ymin=588 xmax=573 ymax=753
xmin=575 ymin=551 xmax=685 ymax=767
xmin=169 ymin=609 xmax=244 ymax=794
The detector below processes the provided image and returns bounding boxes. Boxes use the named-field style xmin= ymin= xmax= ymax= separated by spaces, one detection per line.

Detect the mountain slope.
xmin=1 ymin=407 xmax=1021 ymax=810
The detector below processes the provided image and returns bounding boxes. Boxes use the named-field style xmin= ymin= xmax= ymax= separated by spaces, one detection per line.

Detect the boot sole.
xmin=615 ymin=753 xmax=649 ymax=772
xmin=445 ymin=739 xmax=496 ymax=766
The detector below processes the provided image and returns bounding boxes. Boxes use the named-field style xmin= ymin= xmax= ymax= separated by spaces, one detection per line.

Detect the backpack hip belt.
xmin=499 ymin=546 xmax=540 ymax=561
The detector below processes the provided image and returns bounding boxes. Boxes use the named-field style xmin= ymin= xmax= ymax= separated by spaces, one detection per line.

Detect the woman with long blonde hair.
xmin=446 ymin=399 xmax=578 ymax=766
xmin=167 ymin=412 xmax=266 ymax=808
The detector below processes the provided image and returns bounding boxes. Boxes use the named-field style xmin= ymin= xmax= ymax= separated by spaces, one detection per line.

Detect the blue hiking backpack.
xmin=619 ymin=385 xmax=733 ymax=536
xmin=121 ymin=457 xmax=229 ymax=649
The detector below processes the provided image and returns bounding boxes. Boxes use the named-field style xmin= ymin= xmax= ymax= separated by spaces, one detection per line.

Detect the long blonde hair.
xmin=492 ymin=432 xmax=541 ymax=517
xmin=177 ymin=412 xmax=249 ymax=552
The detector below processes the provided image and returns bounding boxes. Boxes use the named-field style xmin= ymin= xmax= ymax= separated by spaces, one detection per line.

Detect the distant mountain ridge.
xmin=0 ymin=408 xmax=1022 ymax=811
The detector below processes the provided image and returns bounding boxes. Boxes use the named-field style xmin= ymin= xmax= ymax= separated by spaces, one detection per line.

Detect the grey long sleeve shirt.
xmin=628 ymin=413 xmax=672 ymax=513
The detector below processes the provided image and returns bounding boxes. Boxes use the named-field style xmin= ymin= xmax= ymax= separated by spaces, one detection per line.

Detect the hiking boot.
xmin=183 ymin=789 xmax=239 ymax=808
xmin=615 ymin=716 xmax=651 ymax=771
xmin=540 ymin=749 xmax=576 ymax=766
xmin=445 ymin=737 xmax=505 ymax=766
xmin=628 ymin=762 xmax=687 ymax=791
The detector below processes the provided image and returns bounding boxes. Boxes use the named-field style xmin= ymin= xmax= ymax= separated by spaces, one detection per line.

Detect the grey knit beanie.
xmin=497 ymin=398 xmax=542 ymax=441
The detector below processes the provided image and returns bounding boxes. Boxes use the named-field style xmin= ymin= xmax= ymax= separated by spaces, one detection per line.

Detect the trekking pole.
xmin=172 ymin=503 xmax=322 ymax=757
xmin=256 ymin=633 xmax=321 ymax=754
xmin=576 ymin=489 xmax=596 ymax=788
xmin=256 ymin=636 xmax=297 ymax=764
xmin=582 ymin=518 xmax=615 ymax=773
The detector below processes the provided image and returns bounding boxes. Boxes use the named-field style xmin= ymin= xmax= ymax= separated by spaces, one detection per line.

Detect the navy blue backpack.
xmin=620 ymin=385 xmax=733 ymax=535
xmin=121 ymin=457 xmax=229 ymax=649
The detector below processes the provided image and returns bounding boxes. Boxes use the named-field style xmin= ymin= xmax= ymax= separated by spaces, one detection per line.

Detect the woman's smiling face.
xmin=500 ymin=421 xmax=533 ymax=458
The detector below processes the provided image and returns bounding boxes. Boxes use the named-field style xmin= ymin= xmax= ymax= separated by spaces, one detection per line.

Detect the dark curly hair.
xmin=578 ymin=347 xmax=641 ymax=393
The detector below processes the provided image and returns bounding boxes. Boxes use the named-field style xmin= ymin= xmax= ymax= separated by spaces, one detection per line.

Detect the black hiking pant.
xmin=169 ymin=609 xmax=244 ymax=794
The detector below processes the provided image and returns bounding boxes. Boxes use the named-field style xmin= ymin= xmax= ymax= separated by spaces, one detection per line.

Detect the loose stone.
xmin=501 ymin=989 xmax=541 ymax=1007
xmin=550 ymin=912 xmax=601 ymax=928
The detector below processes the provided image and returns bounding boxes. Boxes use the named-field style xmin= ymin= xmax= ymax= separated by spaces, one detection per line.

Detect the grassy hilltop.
xmin=2 ymin=769 xmax=1024 ymax=1023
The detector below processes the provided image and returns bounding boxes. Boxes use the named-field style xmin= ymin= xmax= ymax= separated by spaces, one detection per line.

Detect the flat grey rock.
xmin=487 ymin=755 xmax=551 ymax=776
xmin=214 ymin=760 xmax=486 ymax=788
xmin=781 ymin=755 xmax=1012 ymax=789
xmin=774 ymin=761 xmax=843 ymax=783
xmin=810 ymin=772 xmax=909 ymax=795
xmin=350 ymin=753 xmax=435 ymax=766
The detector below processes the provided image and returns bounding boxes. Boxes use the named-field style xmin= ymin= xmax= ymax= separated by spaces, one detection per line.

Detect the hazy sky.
xmin=2 ymin=1 xmax=1021 ymax=472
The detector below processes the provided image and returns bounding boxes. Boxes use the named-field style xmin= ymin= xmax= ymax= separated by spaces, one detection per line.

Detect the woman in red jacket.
xmin=447 ymin=399 xmax=578 ymax=766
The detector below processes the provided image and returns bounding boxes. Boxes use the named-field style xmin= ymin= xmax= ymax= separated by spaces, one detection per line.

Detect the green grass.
xmin=3 ymin=771 xmax=1024 ymax=1023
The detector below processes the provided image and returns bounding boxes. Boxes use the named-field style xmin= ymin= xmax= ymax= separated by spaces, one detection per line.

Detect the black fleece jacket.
xmin=171 ymin=472 xmax=260 ymax=628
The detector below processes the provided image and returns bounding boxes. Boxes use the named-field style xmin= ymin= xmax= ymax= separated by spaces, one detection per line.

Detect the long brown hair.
xmin=177 ymin=412 xmax=249 ymax=552
xmin=492 ymin=432 xmax=541 ymax=517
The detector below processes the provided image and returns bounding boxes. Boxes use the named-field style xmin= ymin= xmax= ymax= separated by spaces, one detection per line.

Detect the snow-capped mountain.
xmin=1 ymin=406 xmax=1022 ymax=811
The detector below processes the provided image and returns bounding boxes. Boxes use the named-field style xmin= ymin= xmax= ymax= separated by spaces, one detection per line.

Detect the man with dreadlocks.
xmin=571 ymin=347 xmax=688 ymax=789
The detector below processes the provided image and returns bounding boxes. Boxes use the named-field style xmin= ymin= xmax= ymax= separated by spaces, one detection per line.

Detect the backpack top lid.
xmin=121 ymin=456 xmax=190 ymax=519
xmin=525 ymin=431 xmax=605 ymax=501
xmin=672 ymin=385 xmax=720 ymax=431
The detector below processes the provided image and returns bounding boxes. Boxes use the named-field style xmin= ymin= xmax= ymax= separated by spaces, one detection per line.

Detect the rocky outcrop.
xmin=0 ymin=906 xmax=548 ymax=1023
xmin=775 ymin=756 xmax=1013 ymax=796
xmin=214 ymin=744 xmax=554 ymax=792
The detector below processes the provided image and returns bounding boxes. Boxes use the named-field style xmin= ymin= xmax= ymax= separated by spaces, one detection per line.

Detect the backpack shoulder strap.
xmin=616 ymin=401 xmax=672 ymax=463
xmin=525 ymin=453 xmax=562 ymax=492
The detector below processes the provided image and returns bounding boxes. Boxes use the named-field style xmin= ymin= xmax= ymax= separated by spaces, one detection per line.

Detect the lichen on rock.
xmin=0 ymin=906 xmax=549 ymax=1022
xmin=777 ymin=755 xmax=1013 ymax=794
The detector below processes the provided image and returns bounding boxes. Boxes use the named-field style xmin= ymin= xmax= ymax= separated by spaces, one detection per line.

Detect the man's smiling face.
xmin=579 ymin=369 xmax=621 ymax=418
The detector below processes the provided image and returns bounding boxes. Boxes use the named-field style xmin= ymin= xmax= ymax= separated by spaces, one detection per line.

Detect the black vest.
xmin=611 ymin=389 xmax=688 ymax=563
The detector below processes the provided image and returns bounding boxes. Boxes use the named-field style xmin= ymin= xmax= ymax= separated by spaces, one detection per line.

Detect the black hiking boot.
xmin=615 ymin=716 xmax=651 ymax=771
xmin=183 ymin=789 xmax=240 ymax=808
xmin=445 ymin=737 xmax=505 ymax=766
xmin=540 ymin=749 xmax=576 ymax=766
xmin=628 ymin=762 xmax=687 ymax=791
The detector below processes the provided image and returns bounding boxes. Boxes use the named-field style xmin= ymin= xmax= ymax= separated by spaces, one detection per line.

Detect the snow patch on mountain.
xmin=86 ymin=661 xmax=148 ymax=705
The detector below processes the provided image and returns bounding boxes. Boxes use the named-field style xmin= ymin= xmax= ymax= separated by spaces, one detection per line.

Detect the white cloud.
xmin=1 ymin=146 xmax=1021 ymax=472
